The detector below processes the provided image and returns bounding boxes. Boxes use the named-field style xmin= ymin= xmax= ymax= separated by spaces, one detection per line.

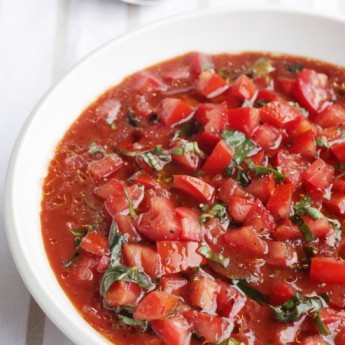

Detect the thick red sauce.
xmin=41 ymin=52 xmax=345 ymax=345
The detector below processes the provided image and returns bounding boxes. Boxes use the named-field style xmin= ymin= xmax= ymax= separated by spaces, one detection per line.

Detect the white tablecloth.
xmin=1 ymin=0 xmax=344 ymax=343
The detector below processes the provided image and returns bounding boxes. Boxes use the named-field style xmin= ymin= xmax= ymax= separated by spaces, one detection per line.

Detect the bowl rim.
xmin=4 ymin=5 xmax=345 ymax=344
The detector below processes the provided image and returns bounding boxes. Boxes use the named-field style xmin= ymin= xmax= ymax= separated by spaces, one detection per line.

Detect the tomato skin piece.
xmin=246 ymin=174 xmax=276 ymax=204
xmin=332 ymin=142 xmax=345 ymax=164
xmin=314 ymin=104 xmax=345 ymax=127
xmin=223 ymin=226 xmax=267 ymax=256
xmin=105 ymin=281 xmax=142 ymax=308
xmin=136 ymin=196 xmax=181 ymax=241
xmin=266 ymin=241 xmax=297 ymax=267
xmin=266 ymin=183 xmax=293 ymax=219
xmin=189 ymin=278 xmax=219 ymax=314
xmin=202 ymin=139 xmax=233 ymax=174
xmin=260 ymin=100 xmax=301 ymax=128
xmin=156 ymin=98 xmax=194 ymax=127
xmin=294 ymin=69 xmax=329 ymax=115
xmin=122 ymin=243 xmax=162 ymax=279
xmin=289 ymin=130 xmax=317 ymax=159
xmin=175 ymin=207 xmax=203 ymax=242
xmin=229 ymin=74 xmax=257 ymax=100
xmin=133 ymin=291 xmax=180 ymax=321
xmin=252 ymin=123 xmax=281 ymax=151
xmin=244 ymin=199 xmax=276 ymax=233
xmin=228 ymin=196 xmax=254 ymax=223
xmin=228 ymin=107 xmax=260 ymax=137
xmin=88 ymin=153 xmax=124 ymax=179
xmin=302 ymin=158 xmax=334 ymax=190
xmin=157 ymin=241 xmax=206 ymax=274
xmin=80 ymin=232 xmax=109 ymax=257
xmin=310 ymin=257 xmax=345 ymax=284
xmin=151 ymin=316 xmax=192 ymax=345
xmin=172 ymin=175 xmax=215 ymax=203
xmin=183 ymin=310 xmax=233 ymax=344
xmin=196 ymin=70 xmax=228 ymax=98
xmin=323 ymin=192 xmax=345 ymax=217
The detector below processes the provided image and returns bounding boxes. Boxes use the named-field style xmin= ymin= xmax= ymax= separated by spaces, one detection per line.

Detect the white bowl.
xmin=4 ymin=6 xmax=345 ymax=345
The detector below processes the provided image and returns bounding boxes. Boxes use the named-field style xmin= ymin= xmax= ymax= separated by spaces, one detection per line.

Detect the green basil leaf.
xmin=198 ymin=244 xmax=229 ymax=268
xmin=316 ymin=137 xmax=330 ymax=148
xmin=217 ymin=338 xmax=242 ymax=345
xmin=236 ymin=166 xmax=251 ymax=187
xmin=246 ymin=160 xmax=287 ymax=182
xmin=127 ymin=108 xmax=140 ymax=127
xmin=124 ymin=187 xmax=137 ymax=219
xmin=221 ymin=130 xmax=255 ymax=165
xmin=233 ymin=280 xmax=269 ymax=305
xmin=108 ymin=221 xmax=126 ymax=268
xmin=294 ymin=196 xmax=324 ymax=220
xmin=62 ymin=252 xmax=79 ymax=268
xmin=100 ymin=266 xmax=155 ymax=297
xmin=286 ymin=62 xmax=304 ymax=73
xmin=290 ymin=214 xmax=315 ymax=242
xmin=117 ymin=315 xmax=148 ymax=330
xmin=172 ymin=141 xmax=205 ymax=158
xmin=246 ymin=57 xmax=274 ymax=78
xmin=313 ymin=311 xmax=330 ymax=336
xmin=200 ymin=203 xmax=228 ymax=224
xmin=70 ymin=228 xmax=88 ymax=237
xmin=88 ymin=144 xmax=106 ymax=156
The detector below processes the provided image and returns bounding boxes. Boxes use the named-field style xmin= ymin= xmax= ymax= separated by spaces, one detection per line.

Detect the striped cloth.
xmin=0 ymin=0 xmax=344 ymax=344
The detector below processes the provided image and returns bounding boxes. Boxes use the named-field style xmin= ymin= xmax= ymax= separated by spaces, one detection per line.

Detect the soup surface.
xmin=41 ymin=52 xmax=345 ymax=345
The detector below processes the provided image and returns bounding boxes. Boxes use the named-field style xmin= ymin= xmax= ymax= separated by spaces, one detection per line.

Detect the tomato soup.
xmin=41 ymin=52 xmax=345 ymax=345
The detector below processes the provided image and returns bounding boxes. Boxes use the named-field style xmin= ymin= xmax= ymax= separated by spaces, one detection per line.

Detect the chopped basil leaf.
xmin=316 ymin=137 xmax=330 ymax=148
xmin=62 ymin=252 xmax=79 ymax=268
xmin=287 ymin=102 xmax=309 ymax=117
xmin=246 ymin=57 xmax=274 ymax=78
xmin=233 ymin=280 xmax=269 ymax=305
xmin=117 ymin=315 xmax=148 ymax=330
xmin=222 ymin=130 xmax=255 ymax=165
xmin=172 ymin=141 xmax=205 ymax=158
xmin=286 ymin=62 xmax=304 ymax=73
xmin=88 ymin=144 xmax=106 ymax=156
xmin=236 ymin=166 xmax=251 ymax=188
xmin=70 ymin=228 xmax=88 ymax=237
xmin=272 ymin=293 xmax=327 ymax=323
xmin=254 ymin=99 xmax=270 ymax=108
xmin=290 ymin=214 xmax=315 ymax=242
xmin=201 ymin=62 xmax=214 ymax=71
xmin=313 ymin=311 xmax=330 ymax=336
xmin=246 ymin=160 xmax=287 ymax=182
xmin=109 ymin=221 xmax=126 ymax=267
xmin=100 ymin=266 xmax=155 ymax=297
xmin=113 ymin=148 xmax=137 ymax=157
xmin=198 ymin=244 xmax=229 ymax=268
xmin=74 ymin=237 xmax=82 ymax=248
xmin=218 ymin=338 xmax=242 ymax=345
xmin=127 ymin=108 xmax=140 ymax=127
xmin=148 ymin=113 xmax=159 ymax=123
xmin=294 ymin=196 xmax=324 ymax=220
xmin=124 ymin=187 xmax=137 ymax=219
xmin=200 ymin=203 xmax=228 ymax=224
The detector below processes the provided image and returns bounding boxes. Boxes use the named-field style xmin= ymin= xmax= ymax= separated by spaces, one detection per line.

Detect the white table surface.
xmin=1 ymin=0 xmax=345 ymax=344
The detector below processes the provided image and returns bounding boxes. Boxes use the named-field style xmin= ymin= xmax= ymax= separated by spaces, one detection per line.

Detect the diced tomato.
xmin=190 ymin=52 xmax=213 ymax=76
xmin=152 ymin=316 xmax=192 ymax=345
xmin=122 ymin=243 xmax=162 ymax=279
xmin=131 ymin=171 xmax=161 ymax=189
xmin=195 ymin=102 xmax=228 ymax=149
xmin=88 ymin=153 xmax=124 ymax=179
xmin=133 ymin=291 xmax=180 ymax=321
xmin=105 ymin=281 xmax=142 ymax=308
xmin=113 ymin=214 xmax=142 ymax=242
xmin=105 ymin=183 xmax=144 ymax=217
xmin=228 ymin=196 xmax=254 ymax=223
xmin=196 ymin=70 xmax=228 ymax=98
xmin=189 ymin=278 xmax=219 ymax=313
xmin=96 ymin=255 xmax=110 ymax=273
xmin=278 ymin=77 xmax=295 ymax=96
xmin=286 ymin=116 xmax=314 ymax=139
xmin=136 ymin=196 xmax=181 ymax=241
xmin=300 ymin=335 xmax=328 ymax=345
xmin=160 ymin=274 xmax=188 ymax=295
xmin=266 ymin=184 xmax=293 ymax=219
xmin=332 ymin=142 xmax=345 ymax=164
xmin=202 ymin=139 xmax=233 ymax=174
xmin=94 ymin=177 xmax=124 ymax=199
xmin=260 ymin=100 xmax=301 ymax=128
xmin=317 ymin=126 xmax=343 ymax=142
xmin=80 ymin=232 xmax=109 ymax=257
xmin=302 ymin=158 xmax=334 ymax=190
xmin=252 ymin=123 xmax=282 ymax=151
xmin=157 ymin=241 xmax=206 ymax=274
xmin=204 ymin=218 xmax=227 ymax=245
xmin=218 ymin=178 xmax=249 ymax=204
xmin=333 ymin=177 xmax=345 ymax=193
xmin=250 ymin=150 xmax=265 ymax=166
xmin=228 ymin=107 xmax=260 ymax=137
xmin=273 ymin=219 xmax=301 ymax=240
xmin=266 ymin=241 xmax=297 ymax=267
xmin=172 ymin=175 xmax=215 ymax=203
xmin=133 ymin=94 xmax=153 ymax=117
xmin=289 ymin=130 xmax=317 ymax=159
xmin=132 ymin=71 xmax=167 ymax=93
xmin=156 ymin=98 xmax=194 ymax=127
xmin=314 ymin=104 xmax=345 ymax=127
xmin=183 ymin=310 xmax=233 ymax=344
xmin=302 ymin=216 xmax=332 ymax=238
xmin=335 ymin=327 xmax=345 ymax=345
xmin=246 ymin=174 xmax=276 ymax=204
xmin=223 ymin=226 xmax=267 ymax=256
xmin=295 ymin=69 xmax=329 ymax=115
xmin=276 ymin=151 xmax=308 ymax=188
xmin=323 ymin=192 xmax=345 ymax=217
xmin=175 ymin=207 xmax=203 ymax=242
xmin=216 ymin=282 xmax=246 ymax=317
xmin=269 ymin=283 xmax=294 ymax=306
xmin=310 ymin=257 xmax=345 ymax=284
xmin=256 ymin=89 xmax=280 ymax=102
xmin=228 ymin=74 xmax=257 ymax=100
xmin=163 ymin=65 xmax=191 ymax=83
xmin=244 ymin=200 xmax=276 ymax=233
xmin=171 ymin=139 xmax=201 ymax=172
